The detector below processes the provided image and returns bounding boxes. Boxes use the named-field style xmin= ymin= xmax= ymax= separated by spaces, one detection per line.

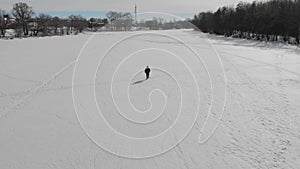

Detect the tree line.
xmin=191 ymin=0 xmax=300 ymax=44
xmin=0 ymin=2 xmax=192 ymax=39
xmin=0 ymin=2 xmax=117 ymax=38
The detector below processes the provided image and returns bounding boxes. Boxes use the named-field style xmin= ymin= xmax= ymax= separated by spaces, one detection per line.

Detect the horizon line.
xmin=34 ymin=11 xmax=194 ymax=19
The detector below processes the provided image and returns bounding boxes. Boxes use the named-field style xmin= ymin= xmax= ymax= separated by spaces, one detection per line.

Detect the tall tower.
xmin=134 ymin=4 xmax=137 ymax=22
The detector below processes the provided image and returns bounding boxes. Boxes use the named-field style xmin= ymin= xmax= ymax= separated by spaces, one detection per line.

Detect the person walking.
xmin=144 ymin=66 xmax=151 ymax=80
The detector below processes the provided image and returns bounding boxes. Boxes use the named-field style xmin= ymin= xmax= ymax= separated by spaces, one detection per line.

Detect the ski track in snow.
xmin=1 ymin=30 xmax=300 ymax=169
xmin=0 ymin=60 xmax=77 ymax=121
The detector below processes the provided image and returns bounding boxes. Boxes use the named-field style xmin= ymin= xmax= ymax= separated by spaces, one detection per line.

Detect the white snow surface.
xmin=0 ymin=30 xmax=300 ymax=169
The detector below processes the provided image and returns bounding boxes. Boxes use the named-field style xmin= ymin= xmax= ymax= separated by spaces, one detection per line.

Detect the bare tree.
xmin=49 ymin=16 xmax=62 ymax=35
xmin=68 ymin=15 xmax=88 ymax=34
xmin=121 ymin=12 xmax=133 ymax=31
xmin=106 ymin=11 xmax=122 ymax=30
xmin=0 ymin=9 xmax=9 ymax=37
xmin=35 ymin=13 xmax=52 ymax=36
xmin=106 ymin=11 xmax=121 ymax=22
xmin=88 ymin=18 xmax=108 ymax=31
xmin=12 ymin=2 xmax=34 ymax=36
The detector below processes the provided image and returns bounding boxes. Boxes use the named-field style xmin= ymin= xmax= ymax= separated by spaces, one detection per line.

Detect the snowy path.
xmin=0 ymin=31 xmax=299 ymax=169
xmin=209 ymin=35 xmax=300 ymax=169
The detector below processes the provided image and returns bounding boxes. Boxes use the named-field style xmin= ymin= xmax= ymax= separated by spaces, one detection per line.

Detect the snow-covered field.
xmin=0 ymin=30 xmax=300 ymax=169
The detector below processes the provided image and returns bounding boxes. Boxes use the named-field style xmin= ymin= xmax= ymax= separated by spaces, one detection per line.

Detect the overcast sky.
xmin=1 ymin=0 xmax=255 ymax=14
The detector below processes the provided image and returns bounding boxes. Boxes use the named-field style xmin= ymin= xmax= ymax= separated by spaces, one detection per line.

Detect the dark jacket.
xmin=145 ymin=67 xmax=150 ymax=74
